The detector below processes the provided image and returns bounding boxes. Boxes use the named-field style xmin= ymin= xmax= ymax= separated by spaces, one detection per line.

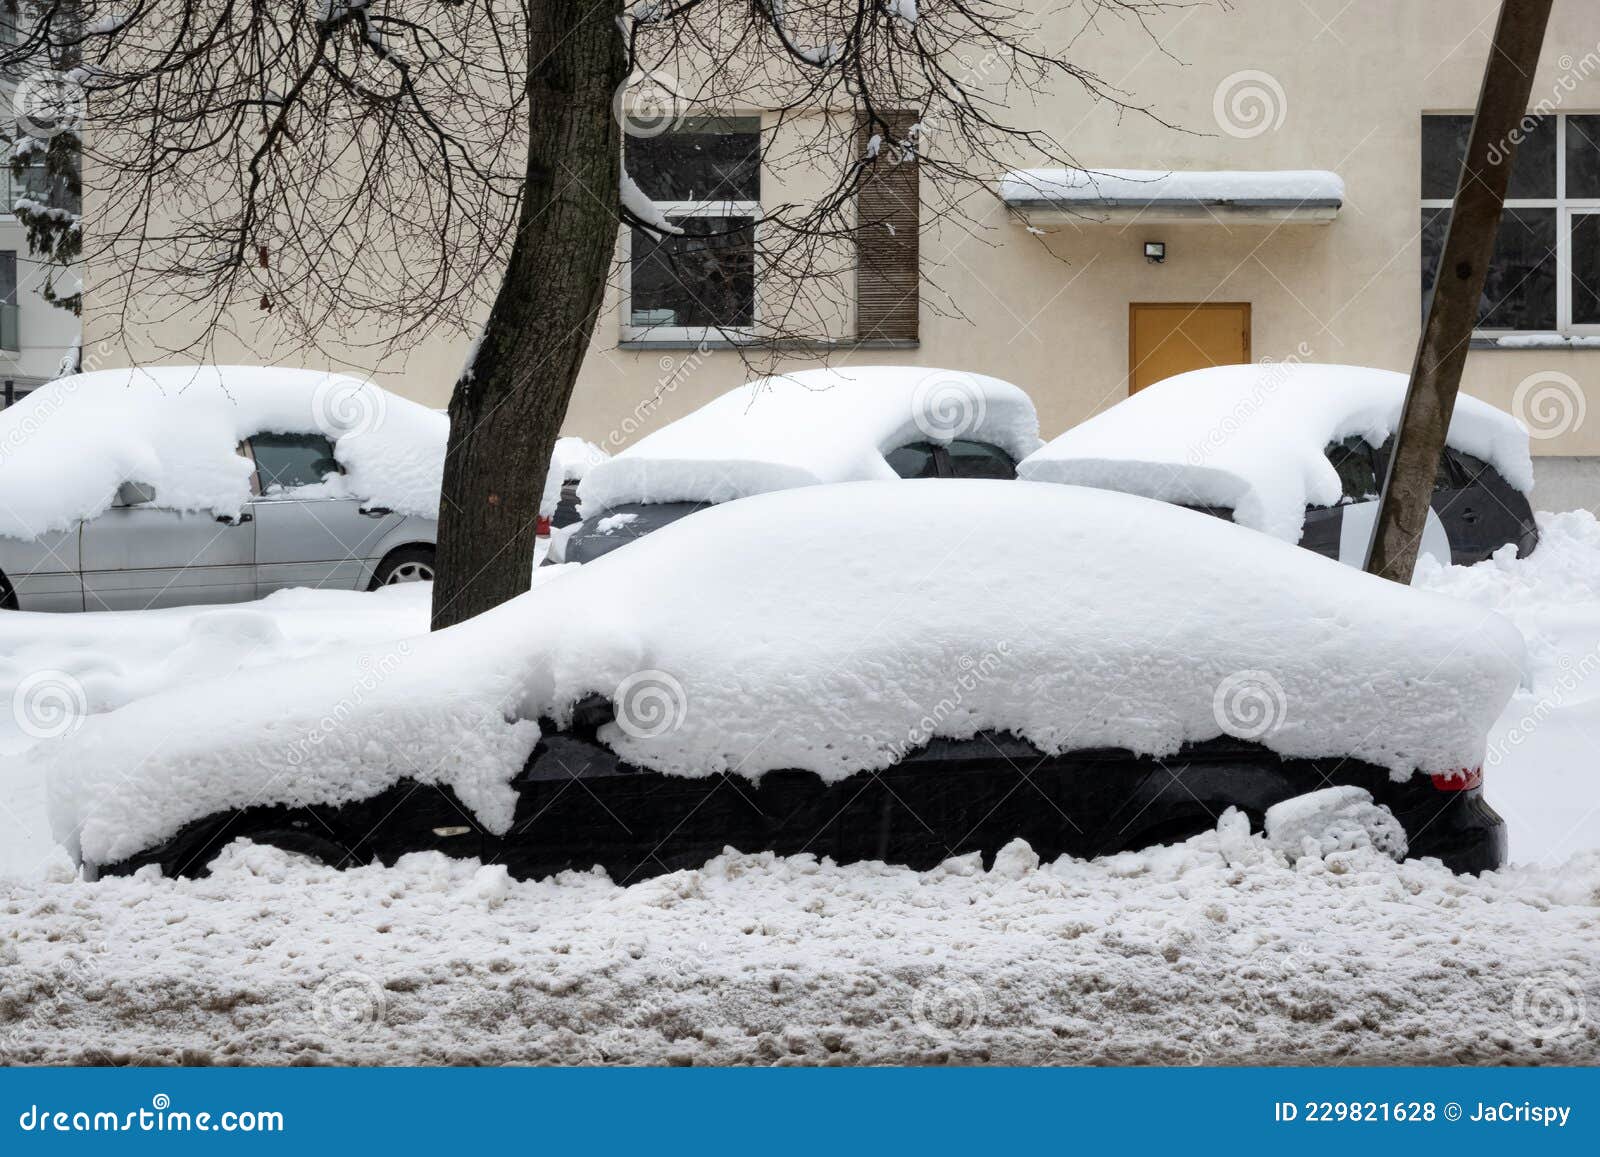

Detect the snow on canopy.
xmin=999 ymin=168 xmax=1345 ymax=206
xmin=1017 ymin=363 xmax=1535 ymax=543
xmin=0 ymin=366 xmax=447 ymax=539
xmin=577 ymin=366 xmax=1043 ymax=511
xmin=46 ymin=480 xmax=1522 ymax=869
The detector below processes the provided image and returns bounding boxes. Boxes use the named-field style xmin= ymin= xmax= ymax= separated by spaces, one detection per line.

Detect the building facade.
xmin=81 ymin=0 xmax=1600 ymax=511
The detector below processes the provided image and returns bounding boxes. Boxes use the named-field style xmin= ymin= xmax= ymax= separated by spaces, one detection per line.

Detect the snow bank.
xmin=999 ymin=168 xmax=1344 ymax=205
xmin=44 ymin=481 xmax=1522 ymax=869
xmin=1018 ymin=363 xmax=1533 ymax=543
xmin=3 ymin=836 xmax=1597 ymax=1065
xmin=578 ymin=366 xmax=1042 ymax=510
xmin=0 ymin=366 xmax=447 ymax=538
xmin=1264 ymin=787 xmax=1407 ymax=863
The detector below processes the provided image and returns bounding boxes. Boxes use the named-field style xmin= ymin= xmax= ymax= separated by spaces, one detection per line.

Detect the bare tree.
xmin=2 ymin=0 xmax=1184 ymax=628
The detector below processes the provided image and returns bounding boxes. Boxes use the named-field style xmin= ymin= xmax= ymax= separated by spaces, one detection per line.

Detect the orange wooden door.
xmin=1128 ymin=303 xmax=1251 ymax=394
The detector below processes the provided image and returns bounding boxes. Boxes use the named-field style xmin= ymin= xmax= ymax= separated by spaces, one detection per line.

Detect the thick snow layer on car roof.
xmin=45 ymin=481 xmax=1522 ymax=869
xmin=0 ymin=366 xmax=447 ymax=539
xmin=1017 ymin=363 xmax=1534 ymax=542
xmin=578 ymin=366 xmax=1042 ymax=510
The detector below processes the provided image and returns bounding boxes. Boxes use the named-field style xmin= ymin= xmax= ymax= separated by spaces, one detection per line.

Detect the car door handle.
xmin=216 ymin=512 xmax=253 ymax=525
xmin=1461 ymin=509 xmax=1481 ymax=524
xmin=359 ymin=506 xmax=393 ymax=518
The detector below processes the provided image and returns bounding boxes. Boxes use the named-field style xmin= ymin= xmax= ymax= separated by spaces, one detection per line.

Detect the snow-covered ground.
xmin=2 ymin=511 xmax=1599 ymax=1064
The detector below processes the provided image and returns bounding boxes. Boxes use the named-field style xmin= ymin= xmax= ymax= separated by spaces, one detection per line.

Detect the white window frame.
xmin=1422 ymin=112 xmax=1600 ymax=338
xmin=620 ymin=119 xmax=762 ymax=345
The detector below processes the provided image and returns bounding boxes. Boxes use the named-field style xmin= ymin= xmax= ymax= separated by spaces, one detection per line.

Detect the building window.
xmin=0 ymin=250 xmax=17 ymax=353
xmin=1421 ymin=113 xmax=1600 ymax=336
xmin=622 ymin=116 xmax=759 ymax=343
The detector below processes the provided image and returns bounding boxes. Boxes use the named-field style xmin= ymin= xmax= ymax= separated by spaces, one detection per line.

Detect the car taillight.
xmin=536 ymin=515 xmax=551 ymax=537
xmin=1430 ymin=767 xmax=1482 ymax=791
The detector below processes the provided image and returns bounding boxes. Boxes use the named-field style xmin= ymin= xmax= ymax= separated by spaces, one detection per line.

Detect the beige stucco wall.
xmin=81 ymin=0 xmax=1600 ymax=459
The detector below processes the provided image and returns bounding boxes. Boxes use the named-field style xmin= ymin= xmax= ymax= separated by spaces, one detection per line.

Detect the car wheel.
xmin=370 ymin=545 xmax=436 ymax=588
xmin=215 ymin=827 xmax=354 ymax=872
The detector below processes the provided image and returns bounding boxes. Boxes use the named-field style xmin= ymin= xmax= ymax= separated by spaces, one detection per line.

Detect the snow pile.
xmin=539 ymin=437 xmax=610 ymax=517
xmin=1018 ymin=364 xmax=1534 ymax=543
xmin=999 ymin=168 xmax=1344 ymax=206
xmin=2 ymin=835 xmax=1597 ymax=1065
xmin=42 ymin=481 xmax=1522 ymax=871
xmin=0 ymin=366 xmax=447 ymax=538
xmin=1264 ymin=787 xmax=1407 ymax=864
xmin=578 ymin=366 xmax=1042 ymax=510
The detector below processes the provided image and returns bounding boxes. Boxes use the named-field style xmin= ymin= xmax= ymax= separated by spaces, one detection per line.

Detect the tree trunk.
xmin=430 ymin=0 xmax=626 ymax=630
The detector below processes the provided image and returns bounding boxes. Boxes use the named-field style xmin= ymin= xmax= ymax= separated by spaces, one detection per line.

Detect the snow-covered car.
xmin=551 ymin=366 xmax=1042 ymax=564
xmin=1018 ymin=363 xmax=1539 ymax=570
xmin=45 ymin=481 xmax=1520 ymax=881
xmin=0 ymin=367 xmax=605 ymax=611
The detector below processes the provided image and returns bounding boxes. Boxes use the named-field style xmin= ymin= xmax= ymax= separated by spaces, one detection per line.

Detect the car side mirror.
xmin=116 ymin=480 xmax=156 ymax=506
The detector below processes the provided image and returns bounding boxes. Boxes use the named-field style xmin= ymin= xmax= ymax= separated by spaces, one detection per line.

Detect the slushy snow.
xmin=1018 ymin=363 xmax=1533 ymax=543
xmin=578 ymin=366 xmax=1043 ymax=511
xmin=41 ymin=481 xmax=1522 ymax=872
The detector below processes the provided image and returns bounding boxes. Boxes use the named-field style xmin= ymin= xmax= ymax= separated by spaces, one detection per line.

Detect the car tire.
xmin=0 ymin=571 xmax=15 ymax=610
xmin=214 ymin=827 xmax=354 ymax=872
xmin=369 ymin=545 xmax=436 ymax=588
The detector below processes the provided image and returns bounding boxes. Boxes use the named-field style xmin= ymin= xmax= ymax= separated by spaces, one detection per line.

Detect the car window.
xmin=944 ymin=440 xmax=1017 ymax=480
xmin=1446 ymin=448 xmax=1490 ymax=484
xmin=1369 ymin=437 xmax=1459 ymax=494
xmin=1324 ymin=436 xmax=1378 ymax=503
xmin=884 ymin=442 xmax=941 ymax=479
xmin=249 ymin=432 xmax=342 ymax=492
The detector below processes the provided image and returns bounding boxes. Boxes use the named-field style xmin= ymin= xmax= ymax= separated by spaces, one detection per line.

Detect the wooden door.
xmin=1128 ymin=302 xmax=1251 ymax=394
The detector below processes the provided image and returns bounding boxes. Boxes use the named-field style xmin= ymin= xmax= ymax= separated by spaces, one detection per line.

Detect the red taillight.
xmin=536 ymin=515 xmax=551 ymax=537
xmin=1430 ymin=767 xmax=1483 ymax=791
